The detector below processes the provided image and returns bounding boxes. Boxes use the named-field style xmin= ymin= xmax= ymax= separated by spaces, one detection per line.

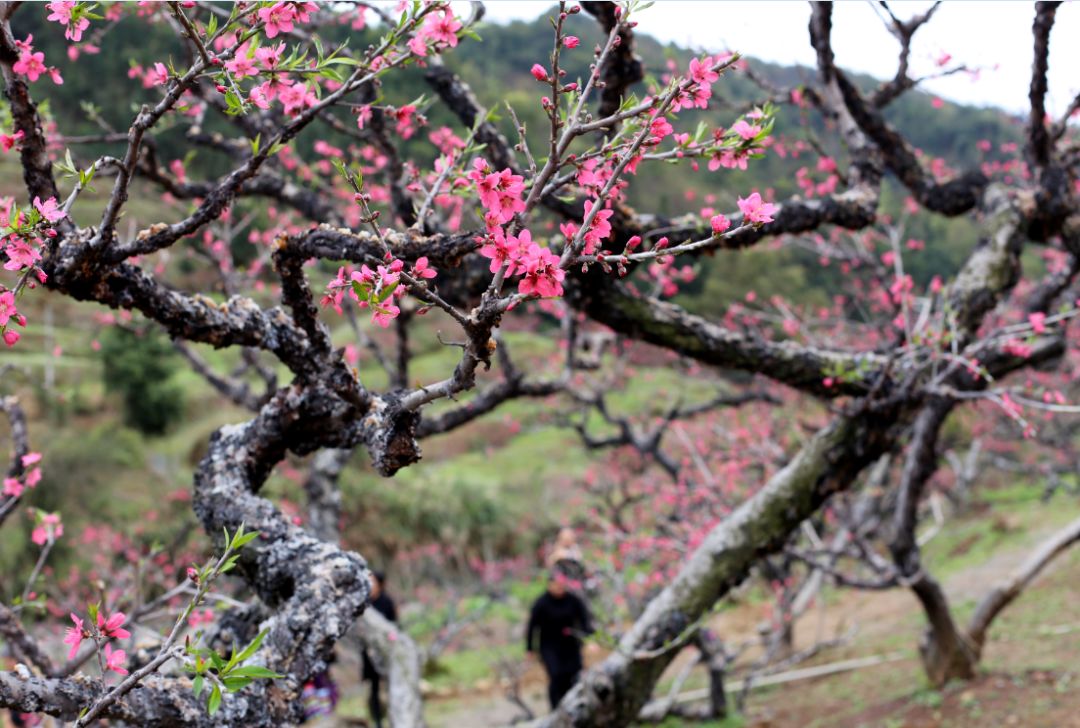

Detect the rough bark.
xmin=302 ymin=447 xmax=350 ymax=544
xmin=0 ymin=604 xmax=55 ymax=677
xmin=1026 ymin=2 xmax=1059 ymax=169
xmin=567 ymin=273 xmax=884 ymax=398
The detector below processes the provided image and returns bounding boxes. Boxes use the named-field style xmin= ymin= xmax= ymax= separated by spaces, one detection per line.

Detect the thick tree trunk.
xmin=355 ymin=610 xmax=426 ymax=728
xmin=915 ymin=515 xmax=1080 ymax=687
xmin=539 ymin=412 xmax=901 ymax=727
xmin=303 ymin=447 xmax=350 ymax=544
xmin=910 ymin=574 xmax=978 ymax=686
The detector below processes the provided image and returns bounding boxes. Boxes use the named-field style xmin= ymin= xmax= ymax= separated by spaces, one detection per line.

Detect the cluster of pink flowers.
xmin=671 ymin=55 xmax=724 ymax=112
xmin=0 ymin=290 xmax=24 ymax=347
xmin=45 ymin=1 xmax=90 ymax=42
xmin=2 ymin=451 xmax=42 ymax=498
xmin=466 ymin=159 xmax=567 ymax=297
xmin=707 ymin=120 xmax=766 ymax=173
xmin=12 ymin=35 xmax=63 ymax=85
xmin=257 ymin=1 xmax=317 ymax=39
xmin=646 ymin=116 xmax=674 ymax=146
xmin=469 ymin=160 xmax=526 ymax=229
xmin=574 ymin=158 xmax=604 ymax=191
xmin=408 ymin=7 xmax=462 ymax=56
xmin=708 ymin=144 xmax=749 ymax=172
xmin=390 ymin=104 xmax=421 ymax=139
xmin=0 ymin=196 xmax=66 ymax=346
xmin=575 ymin=200 xmax=615 ymax=255
xmin=62 ymin=610 xmax=130 ymax=674
xmin=278 ymin=82 xmax=317 ymax=117
xmin=220 ymin=40 xmax=322 ymax=118
xmin=322 ymin=256 xmax=436 ymax=328
xmin=730 ymin=119 xmax=761 ymax=140
xmin=478 ymin=228 xmax=565 ymax=298
xmin=31 ymin=511 xmax=63 ymax=546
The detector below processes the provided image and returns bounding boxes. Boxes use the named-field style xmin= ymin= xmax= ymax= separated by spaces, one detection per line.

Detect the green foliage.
xmin=184 ymin=525 xmax=282 ymax=716
xmin=100 ymin=326 xmax=186 ymax=435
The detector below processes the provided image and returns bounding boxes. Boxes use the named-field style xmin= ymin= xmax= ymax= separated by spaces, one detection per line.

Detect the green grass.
xmin=424 ymin=645 xmax=520 ymax=691
xmin=922 ymin=482 xmax=1080 ymax=579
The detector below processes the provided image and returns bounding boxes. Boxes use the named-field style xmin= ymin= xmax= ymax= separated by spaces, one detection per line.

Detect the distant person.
xmin=300 ymin=667 xmax=339 ymax=722
xmin=361 ymin=571 xmax=397 ymax=728
xmin=546 ymin=527 xmax=583 ymax=569
xmin=545 ymin=527 xmax=587 ymax=592
xmin=526 ymin=571 xmax=594 ymax=709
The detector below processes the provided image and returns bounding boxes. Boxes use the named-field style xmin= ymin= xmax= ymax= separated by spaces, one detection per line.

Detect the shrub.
xmin=100 ymin=327 xmax=185 ymax=435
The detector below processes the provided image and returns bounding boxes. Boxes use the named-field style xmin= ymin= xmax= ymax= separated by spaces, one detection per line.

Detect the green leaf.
xmin=228 ymin=665 xmax=283 ymax=679
xmin=232 ymin=629 xmax=269 ymax=666
xmin=376 ymin=281 xmax=399 ymax=304
xmin=208 ymin=651 xmax=227 ymax=672
xmin=207 ymin=684 xmax=222 ymax=715
xmin=222 ymin=676 xmax=254 ymax=692
xmin=352 ymin=280 xmax=371 ymax=299
xmin=223 ymin=90 xmax=244 ymax=116
xmin=193 ymin=675 xmax=204 ymax=698
xmin=231 ymin=531 xmax=259 ymax=550
xmin=320 ymin=66 xmax=345 ymax=84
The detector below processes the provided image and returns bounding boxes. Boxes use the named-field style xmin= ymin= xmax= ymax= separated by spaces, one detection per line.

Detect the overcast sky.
xmin=467 ymin=1 xmax=1079 ymax=116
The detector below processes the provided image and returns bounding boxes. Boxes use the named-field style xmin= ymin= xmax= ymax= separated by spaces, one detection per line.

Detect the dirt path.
xmin=316 ymin=509 xmax=1080 ymax=727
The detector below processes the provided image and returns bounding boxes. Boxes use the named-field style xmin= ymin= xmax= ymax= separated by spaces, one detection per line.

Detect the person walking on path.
xmin=526 ymin=571 xmax=594 ymax=709
xmin=361 ymin=571 xmax=397 ymax=728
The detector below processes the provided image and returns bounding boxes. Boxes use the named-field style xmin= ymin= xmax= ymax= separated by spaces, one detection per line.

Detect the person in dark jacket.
xmin=526 ymin=571 xmax=594 ymax=709
xmin=362 ymin=571 xmax=397 ymax=728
